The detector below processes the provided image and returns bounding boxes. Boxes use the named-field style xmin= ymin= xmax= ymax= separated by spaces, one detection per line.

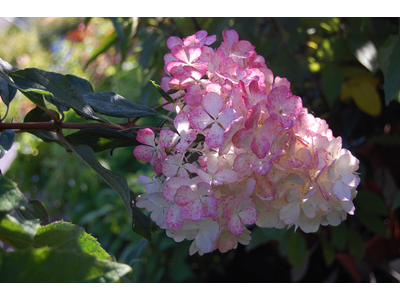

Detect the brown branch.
xmin=0 ymin=121 xmax=170 ymax=133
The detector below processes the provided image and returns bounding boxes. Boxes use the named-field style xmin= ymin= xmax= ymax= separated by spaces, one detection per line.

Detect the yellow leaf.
xmin=340 ymin=76 xmax=382 ymax=116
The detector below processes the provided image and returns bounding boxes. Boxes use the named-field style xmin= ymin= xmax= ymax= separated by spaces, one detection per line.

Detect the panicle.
xmin=134 ymin=29 xmax=360 ymax=255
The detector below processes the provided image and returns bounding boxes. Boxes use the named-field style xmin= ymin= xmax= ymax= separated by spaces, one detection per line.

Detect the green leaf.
xmin=378 ymin=35 xmax=398 ymax=76
xmin=148 ymin=79 xmax=175 ymax=103
xmin=72 ymin=145 xmax=133 ymax=222
xmin=0 ymin=130 xmax=15 ymax=159
xmin=16 ymin=200 xmax=50 ymax=226
xmin=0 ymin=214 xmax=40 ymax=249
xmin=320 ymin=64 xmax=344 ymax=107
xmin=384 ymin=37 xmax=400 ymax=104
xmin=330 ymin=222 xmax=348 ymax=251
xmin=0 ymin=247 xmax=131 ymax=283
xmin=32 ymin=221 xmax=111 ymax=260
xmin=347 ymin=33 xmax=378 ymax=73
xmin=130 ymin=190 xmax=152 ymax=242
xmin=85 ymin=31 xmax=119 ymax=68
xmin=348 ymin=229 xmax=364 ymax=260
xmin=9 ymin=68 xmax=109 ymax=122
xmin=354 ymin=190 xmax=389 ymax=217
xmin=83 ymin=91 xmax=160 ymax=119
xmin=66 ymin=127 xmax=138 ymax=153
xmin=392 ymin=190 xmax=400 ymax=211
xmin=24 ymin=106 xmax=56 ymax=122
xmin=320 ymin=235 xmax=335 ymax=266
xmin=0 ymin=175 xmax=28 ymax=212
xmin=355 ymin=210 xmax=389 ymax=238
xmin=287 ymin=231 xmax=308 ymax=269
xmin=0 ymin=78 xmax=17 ymax=107
xmin=65 ymin=74 xmax=94 ymax=95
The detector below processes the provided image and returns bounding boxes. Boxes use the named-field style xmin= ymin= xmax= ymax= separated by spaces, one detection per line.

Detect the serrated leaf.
xmin=9 ymin=68 xmax=109 ymax=122
xmin=24 ymin=106 xmax=56 ymax=122
xmin=378 ymin=35 xmax=398 ymax=76
xmin=16 ymin=200 xmax=50 ymax=225
xmin=330 ymin=222 xmax=348 ymax=251
xmin=83 ymin=91 xmax=160 ymax=119
xmin=0 ymin=78 xmax=17 ymax=107
xmin=355 ymin=210 xmax=389 ymax=238
xmin=0 ymin=214 xmax=40 ymax=249
xmin=72 ymin=145 xmax=133 ymax=222
xmin=66 ymin=127 xmax=138 ymax=153
xmin=0 ymin=175 xmax=28 ymax=212
xmin=65 ymin=74 xmax=94 ymax=95
xmin=32 ymin=221 xmax=111 ymax=260
xmin=354 ymin=190 xmax=389 ymax=217
xmin=287 ymin=231 xmax=308 ymax=269
xmin=0 ymin=247 xmax=131 ymax=283
xmin=347 ymin=33 xmax=378 ymax=73
xmin=384 ymin=37 xmax=400 ymax=105
xmin=320 ymin=64 xmax=344 ymax=107
xmin=340 ymin=76 xmax=381 ymax=116
xmin=348 ymin=229 xmax=364 ymax=260
xmin=0 ymin=130 xmax=15 ymax=159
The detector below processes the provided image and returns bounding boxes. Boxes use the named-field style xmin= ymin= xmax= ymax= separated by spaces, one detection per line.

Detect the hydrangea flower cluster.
xmin=134 ymin=30 xmax=360 ymax=255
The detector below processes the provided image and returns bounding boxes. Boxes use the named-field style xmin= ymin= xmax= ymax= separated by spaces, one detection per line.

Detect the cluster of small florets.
xmin=133 ymin=30 xmax=360 ymax=255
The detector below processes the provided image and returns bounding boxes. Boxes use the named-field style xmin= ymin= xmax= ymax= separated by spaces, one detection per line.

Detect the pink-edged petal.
xmin=232 ymin=40 xmax=255 ymax=54
xmin=174 ymin=185 xmax=197 ymax=206
xmin=233 ymin=153 xmax=252 ymax=174
xmin=251 ymin=132 xmax=270 ymax=159
xmin=197 ymin=169 xmax=214 ymax=186
xmin=268 ymin=85 xmax=289 ymax=108
xmin=203 ymin=92 xmax=223 ymax=119
xmin=223 ymin=29 xmax=239 ymax=47
xmin=133 ymin=145 xmax=154 ymax=163
xmin=232 ymin=128 xmax=253 ymax=150
xmin=163 ymin=177 xmax=190 ymax=201
xmin=136 ymin=128 xmax=155 ymax=146
xmin=215 ymin=169 xmax=238 ymax=184
xmin=162 ymin=154 xmax=181 ymax=177
xmin=282 ymin=95 xmax=302 ymax=116
xmin=228 ymin=215 xmax=243 ymax=236
xmin=166 ymin=205 xmax=184 ymax=230
xmin=188 ymin=47 xmax=202 ymax=62
xmin=167 ymin=36 xmax=182 ymax=49
xmin=205 ymin=123 xmax=225 ymax=148
xmin=180 ymin=199 xmax=205 ymax=220
xmin=217 ymin=108 xmax=239 ymax=128
xmin=238 ymin=207 xmax=257 ymax=225
xmin=333 ymin=180 xmax=352 ymax=201
xmin=185 ymin=91 xmax=203 ymax=107
xmin=251 ymin=157 xmax=272 ymax=175
xmin=202 ymin=196 xmax=217 ymax=218
xmin=190 ymin=108 xmax=213 ymax=130
xmin=279 ymin=201 xmax=300 ymax=225
xmin=184 ymin=163 xmax=198 ymax=174
xmin=174 ymin=113 xmax=191 ymax=135
xmin=171 ymin=44 xmax=188 ymax=62
xmin=244 ymin=103 xmax=261 ymax=129
xmin=274 ymin=76 xmax=290 ymax=88
xmin=159 ymin=129 xmax=179 ymax=148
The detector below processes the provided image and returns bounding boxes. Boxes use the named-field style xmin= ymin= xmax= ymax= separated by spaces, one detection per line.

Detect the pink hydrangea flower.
xmin=134 ymin=29 xmax=360 ymax=256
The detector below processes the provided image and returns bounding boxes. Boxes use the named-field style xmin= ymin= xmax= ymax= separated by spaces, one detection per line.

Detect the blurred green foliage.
xmin=1 ymin=17 xmax=400 ymax=282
